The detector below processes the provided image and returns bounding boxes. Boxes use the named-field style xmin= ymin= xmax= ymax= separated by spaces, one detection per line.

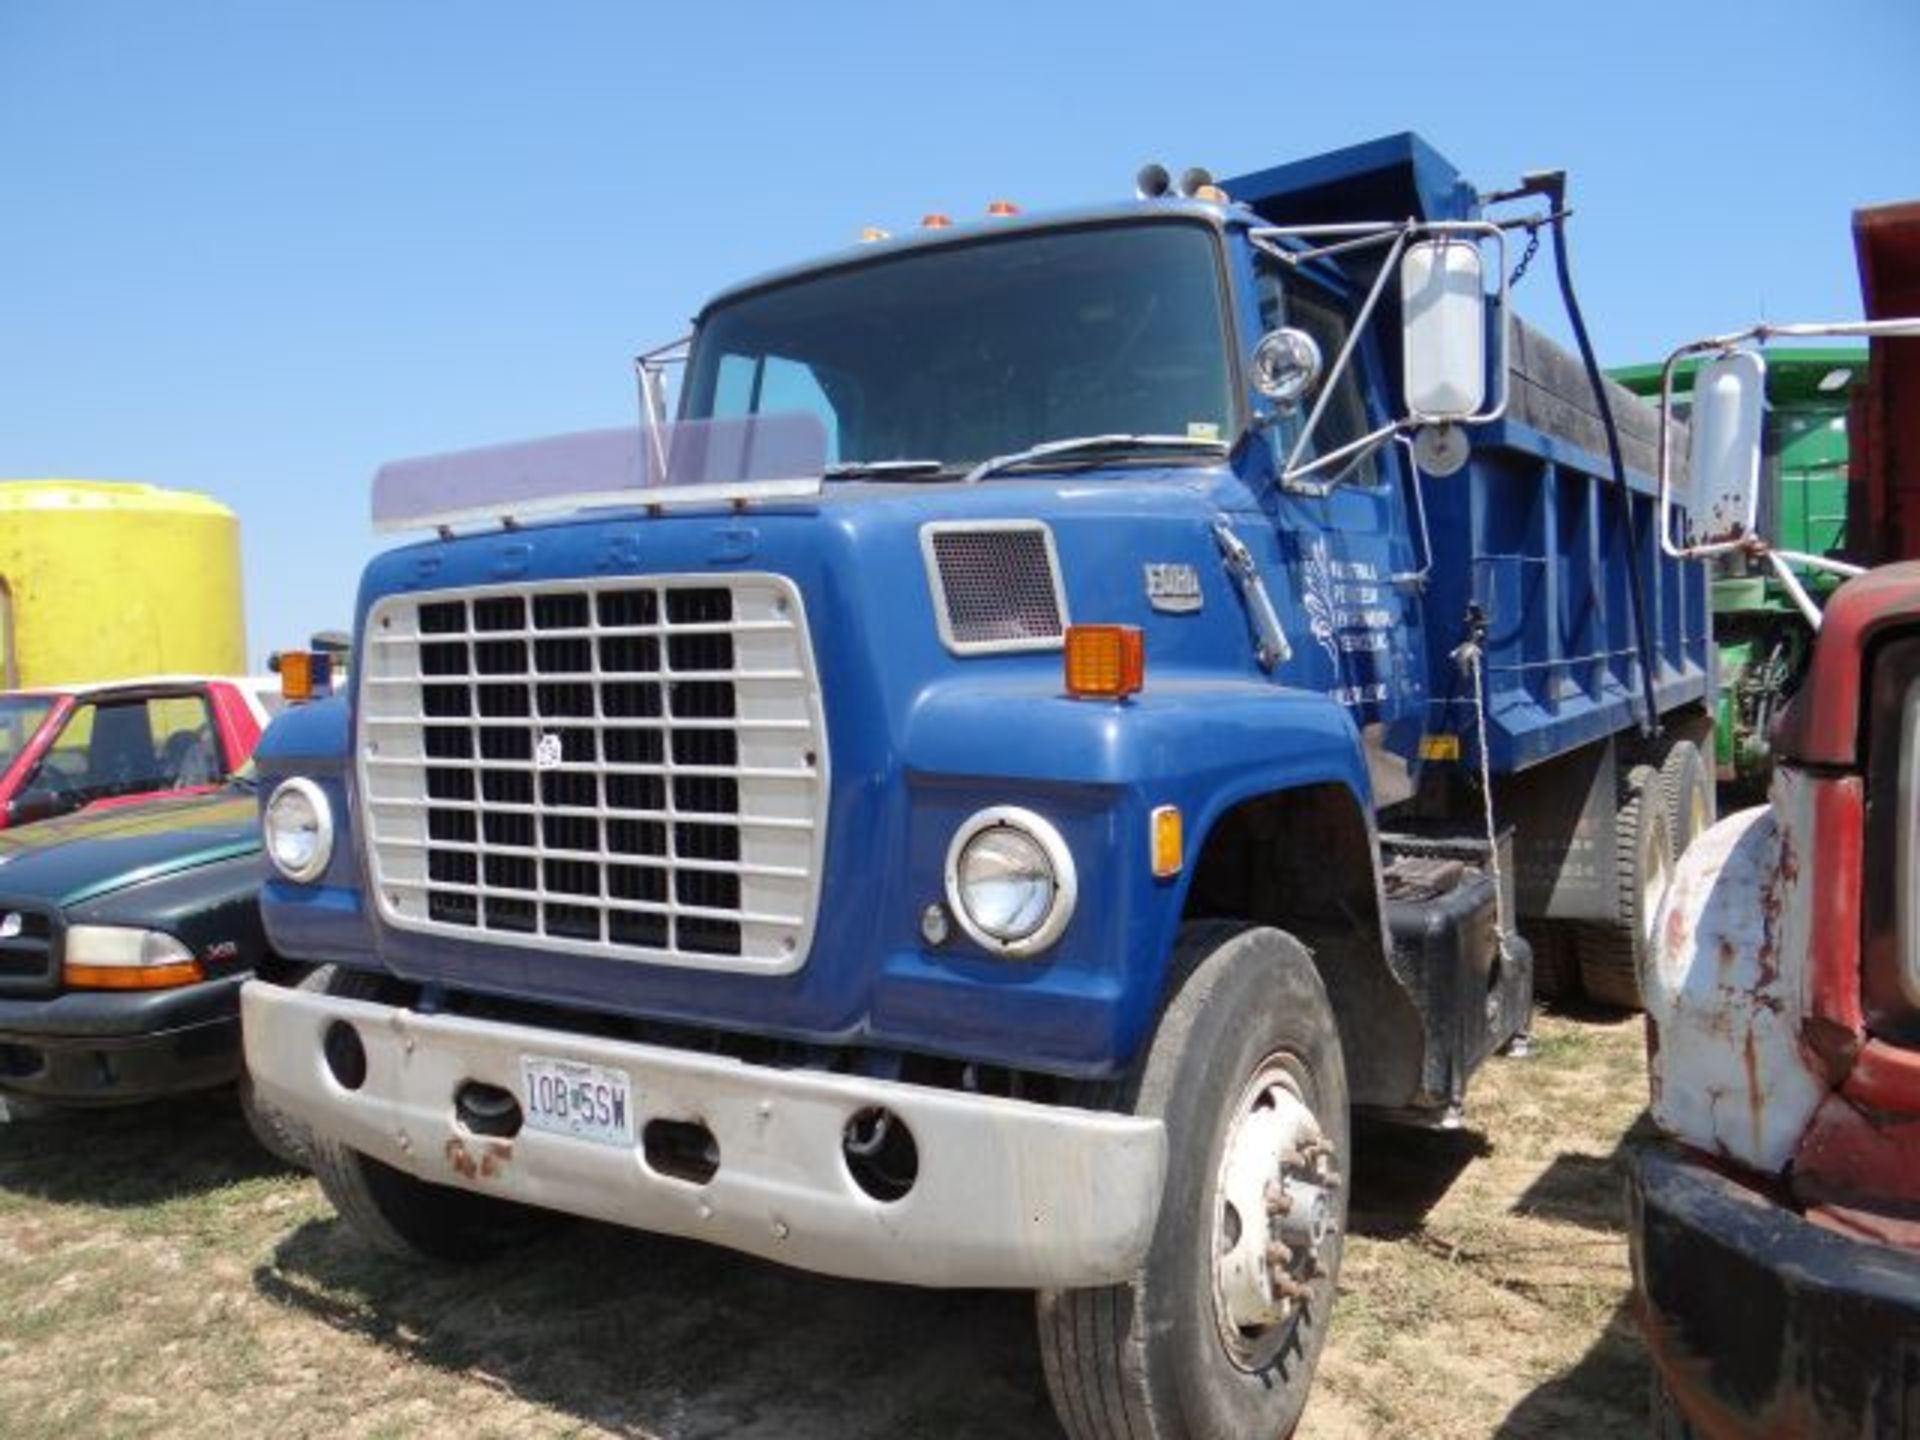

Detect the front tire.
xmin=238 ymin=1071 xmax=313 ymax=1170
xmin=1037 ymin=922 xmax=1350 ymax=1439
xmin=302 ymin=966 xmax=549 ymax=1263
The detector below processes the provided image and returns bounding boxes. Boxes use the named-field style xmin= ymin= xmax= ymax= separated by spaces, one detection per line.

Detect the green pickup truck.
xmin=0 ymin=767 xmax=303 ymax=1160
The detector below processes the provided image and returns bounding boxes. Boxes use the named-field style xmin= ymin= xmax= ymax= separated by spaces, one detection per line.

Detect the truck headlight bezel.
xmin=943 ymin=806 xmax=1077 ymax=958
xmin=264 ymin=777 xmax=334 ymax=884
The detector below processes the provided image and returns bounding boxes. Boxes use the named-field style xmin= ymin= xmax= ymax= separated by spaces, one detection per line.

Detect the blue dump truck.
xmin=243 ymin=135 xmax=1710 ymax=1437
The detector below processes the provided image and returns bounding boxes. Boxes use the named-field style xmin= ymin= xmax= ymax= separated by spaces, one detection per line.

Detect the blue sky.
xmin=2 ymin=1 xmax=1914 ymax=662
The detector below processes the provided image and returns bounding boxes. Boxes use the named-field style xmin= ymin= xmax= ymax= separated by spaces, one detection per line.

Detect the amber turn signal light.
xmin=280 ymin=649 xmax=315 ymax=702
xmin=64 ymin=959 xmax=206 ymax=990
xmin=1064 ymin=625 xmax=1145 ymax=699
xmin=1150 ymin=805 xmax=1183 ymax=878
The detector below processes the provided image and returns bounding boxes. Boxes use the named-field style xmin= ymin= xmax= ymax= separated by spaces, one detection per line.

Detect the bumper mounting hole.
xmin=323 ymin=1020 xmax=367 ymax=1091
xmin=643 ymin=1118 xmax=720 ymax=1185
xmin=843 ymin=1106 xmax=918 ymax=1202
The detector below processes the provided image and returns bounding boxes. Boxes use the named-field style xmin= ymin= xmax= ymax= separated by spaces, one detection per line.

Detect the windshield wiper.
xmin=963 ymin=434 xmax=1229 ymax=485
xmin=823 ymin=459 xmax=949 ymax=480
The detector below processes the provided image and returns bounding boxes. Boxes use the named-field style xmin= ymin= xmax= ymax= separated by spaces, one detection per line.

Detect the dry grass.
xmin=1301 ymin=1009 xmax=1655 ymax=1439
xmin=0 ymin=1007 xmax=1651 ymax=1438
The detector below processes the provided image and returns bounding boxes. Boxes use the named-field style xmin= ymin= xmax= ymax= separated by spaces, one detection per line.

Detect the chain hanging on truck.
xmin=1507 ymin=224 xmax=1542 ymax=289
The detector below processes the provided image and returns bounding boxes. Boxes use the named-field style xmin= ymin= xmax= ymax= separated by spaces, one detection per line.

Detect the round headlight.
xmin=944 ymin=807 xmax=1077 ymax=958
xmin=264 ymin=778 xmax=334 ymax=884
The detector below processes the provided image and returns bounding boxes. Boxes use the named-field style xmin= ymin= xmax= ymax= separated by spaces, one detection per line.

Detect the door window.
xmin=1254 ymin=259 xmax=1381 ymax=487
xmin=27 ymin=693 xmax=223 ymax=804
xmin=0 ymin=696 xmax=51 ymax=774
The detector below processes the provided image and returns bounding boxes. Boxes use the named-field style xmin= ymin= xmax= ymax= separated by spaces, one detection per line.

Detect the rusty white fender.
xmin=1643 ymin=769 xmax=1829 ymax=1172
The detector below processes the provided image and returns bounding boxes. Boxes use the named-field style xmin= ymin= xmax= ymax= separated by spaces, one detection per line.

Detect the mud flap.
xmin=1379 ymin=849 xmax=1534 ymax=1113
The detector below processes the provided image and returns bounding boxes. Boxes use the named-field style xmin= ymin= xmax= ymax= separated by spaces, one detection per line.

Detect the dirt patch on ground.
xmin=0 ymin=1008 xmax=1650 ymax=1438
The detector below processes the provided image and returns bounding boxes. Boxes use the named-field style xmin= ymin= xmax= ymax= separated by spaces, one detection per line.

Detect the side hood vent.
xmin=920 ymin=521 xmax=1070 ymax=655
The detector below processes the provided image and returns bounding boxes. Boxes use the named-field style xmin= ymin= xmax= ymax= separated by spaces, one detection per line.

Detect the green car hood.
xmin=0 ymin=790 xmax=260 ymax=909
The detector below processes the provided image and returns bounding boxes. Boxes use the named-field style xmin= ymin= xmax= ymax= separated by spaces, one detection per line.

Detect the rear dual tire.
xmin=1575 ymin=740 xmax=1714 ymax=1010
xmin=1576 ymin=764 xmax=1672 ymax=1009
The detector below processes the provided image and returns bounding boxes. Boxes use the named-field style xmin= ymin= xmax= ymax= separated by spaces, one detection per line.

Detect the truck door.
xmin=1251 ymin=253 xmax=1430 ymax=800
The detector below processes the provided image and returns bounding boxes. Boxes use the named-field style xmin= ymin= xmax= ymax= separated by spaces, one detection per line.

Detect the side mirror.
xmin=1681 ymin=350 xmax=1766 ymax=548
xmin=7 ymin=788 xmax=76 ymax=827
xmin=1252 ymin=327 xmax=1323 ymax=411
xmin=1401 ymin=239 xmax=1487 ymax=419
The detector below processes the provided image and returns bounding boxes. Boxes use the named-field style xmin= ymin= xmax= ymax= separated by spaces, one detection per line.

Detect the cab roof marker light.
xmin=860 ymin=225 xmax=891 ymax=243
xmin=921 ymin=213 xmax=953 ymax=229
xmin=987 ymin=199 xmax=1020 ymax=217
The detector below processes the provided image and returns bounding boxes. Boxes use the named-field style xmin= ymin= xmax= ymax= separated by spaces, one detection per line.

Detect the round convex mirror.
xmin=1253 ymin=327 xmax=1323 ymax=411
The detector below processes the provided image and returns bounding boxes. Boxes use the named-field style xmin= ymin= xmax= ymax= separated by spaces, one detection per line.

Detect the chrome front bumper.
xmin=242 ymin=979 xmax=1166 ymax=1289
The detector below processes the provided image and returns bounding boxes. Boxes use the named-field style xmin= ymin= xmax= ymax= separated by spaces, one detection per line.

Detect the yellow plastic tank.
xmin=0 ymin=480 xmax=246 ymax=688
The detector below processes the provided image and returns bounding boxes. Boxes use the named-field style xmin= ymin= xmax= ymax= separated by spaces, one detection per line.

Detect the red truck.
xmin=0 ymin=676 xmax=276 ymax=830
xmin=1629 ymin=203 xmax=1920 ymax=1434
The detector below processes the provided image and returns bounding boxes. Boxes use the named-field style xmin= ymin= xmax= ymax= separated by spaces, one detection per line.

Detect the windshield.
xmin=683 ymin=220 xmax=1237 ymax=472
xmin=0 ymin=696 xmax=53 ymax=773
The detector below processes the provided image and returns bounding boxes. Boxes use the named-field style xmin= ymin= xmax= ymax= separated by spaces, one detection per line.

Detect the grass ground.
xmin=0 ymin=1006 xmax=1651 ymax=1439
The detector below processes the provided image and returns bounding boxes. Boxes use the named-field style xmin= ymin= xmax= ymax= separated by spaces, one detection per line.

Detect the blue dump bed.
xmin=1229 ymin=135 xmax=1712 ymax=774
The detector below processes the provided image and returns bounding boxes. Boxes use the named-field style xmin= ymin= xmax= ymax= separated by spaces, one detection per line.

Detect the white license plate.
xmin=520 ymin=1056 xmax=634 ymax=1147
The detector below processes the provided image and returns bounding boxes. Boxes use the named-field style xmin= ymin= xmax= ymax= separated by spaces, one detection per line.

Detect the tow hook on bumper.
xmin=242 ymin=979 xmax=1168 ymax=1290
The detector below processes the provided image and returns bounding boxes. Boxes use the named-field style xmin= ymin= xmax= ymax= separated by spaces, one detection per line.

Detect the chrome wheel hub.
xmin=1210 ymin=1057 xmax=1341 ymax=1362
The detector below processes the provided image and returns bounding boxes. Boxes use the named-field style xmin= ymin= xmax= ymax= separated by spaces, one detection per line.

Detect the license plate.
xmin=520 ymin=1056 xmax=634 ymax=1147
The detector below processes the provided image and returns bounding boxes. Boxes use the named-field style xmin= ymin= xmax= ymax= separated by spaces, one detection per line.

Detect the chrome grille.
xmin=0 ymin=904 xmax=57 ymax=996
xmin=921 ymin=522 xmax=1069 ymax=653
xmin=358 ymin=575 xmax=827 ymax=975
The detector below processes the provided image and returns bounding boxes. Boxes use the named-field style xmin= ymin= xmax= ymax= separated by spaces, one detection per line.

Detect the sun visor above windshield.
xmin=370 ymin=415 xmax=829 ymax=532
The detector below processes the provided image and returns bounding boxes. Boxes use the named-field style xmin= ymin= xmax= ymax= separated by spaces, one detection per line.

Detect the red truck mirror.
xmin=8 ymin=787 xmax=77 ymax=827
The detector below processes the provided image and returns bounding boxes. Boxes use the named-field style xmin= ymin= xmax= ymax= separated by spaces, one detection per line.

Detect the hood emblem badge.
xmin=0 ymin=913 xmax=22 ymax=940
xmin=535 ymin=732 xmax=565 ymax=771
xmin=1145 ymin=562 xmax=1203 ymax=614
